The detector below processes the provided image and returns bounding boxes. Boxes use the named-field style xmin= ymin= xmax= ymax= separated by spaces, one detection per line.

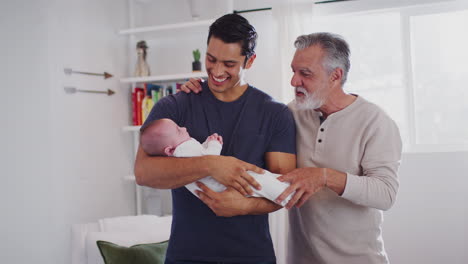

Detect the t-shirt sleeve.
xmin=142 ymin=93 xmax=182 ymax=128
xmin=266 ymin=105 xmax=296 ymax=154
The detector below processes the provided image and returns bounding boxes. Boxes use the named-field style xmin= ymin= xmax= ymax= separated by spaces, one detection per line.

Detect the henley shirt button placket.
xmin=318 ymin=127 xmax=324 ymax=143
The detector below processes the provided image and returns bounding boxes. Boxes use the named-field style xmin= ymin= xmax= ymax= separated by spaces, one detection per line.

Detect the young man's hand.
xmin=203 ymin=155 xmax=263 ymax=196
xmin=196 ymin=183 xmax=251 ymax=217
xmin=178 ymin=78 xmax=203 ymax=93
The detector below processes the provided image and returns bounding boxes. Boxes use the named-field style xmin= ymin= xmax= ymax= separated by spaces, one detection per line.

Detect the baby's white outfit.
xmin=173 ymin=138 xmax=293 ymax=206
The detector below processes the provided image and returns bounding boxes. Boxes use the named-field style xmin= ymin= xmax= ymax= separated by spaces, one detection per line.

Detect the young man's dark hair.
xmin=207 ymin=13 xmax=258 ymax=64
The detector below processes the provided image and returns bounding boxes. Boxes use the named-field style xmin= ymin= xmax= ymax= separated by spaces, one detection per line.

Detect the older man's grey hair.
xmin=294 ymin=32 xmax=351 ymax=85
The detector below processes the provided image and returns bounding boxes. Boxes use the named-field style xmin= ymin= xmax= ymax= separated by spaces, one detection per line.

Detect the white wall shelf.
xmin=120 ymin=71 xmax=207 ymax=84
xmin=123 ymin=126 xmax=142 ymax=214
xmin=118 ymin=19 xmax=214 ymax=35
xmin=124 ymin=175 xmax=136 ymax=181
xmin=122 ymin=125 xmax=141 ymax=132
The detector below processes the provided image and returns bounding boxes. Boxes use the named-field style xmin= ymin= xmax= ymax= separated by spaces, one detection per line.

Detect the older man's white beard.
xmin=294 ymin=87 xmax=324 ymax=110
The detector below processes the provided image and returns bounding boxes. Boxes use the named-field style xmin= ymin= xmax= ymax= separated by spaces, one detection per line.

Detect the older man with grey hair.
xmin=275 ymin=32 xmax=402 ymax=264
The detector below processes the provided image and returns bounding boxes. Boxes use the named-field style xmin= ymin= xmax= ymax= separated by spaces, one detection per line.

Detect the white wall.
xmin=0 ymin=0 xmax=135 ymax=263
xmin=385 ymin=152 xmax=468 ymax=264
xmin=1 ymin=1 xmax=55 ymax=262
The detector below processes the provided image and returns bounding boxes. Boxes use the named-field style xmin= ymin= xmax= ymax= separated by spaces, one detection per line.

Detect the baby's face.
xmin=166 ymin=121 xmax=191 ymax=147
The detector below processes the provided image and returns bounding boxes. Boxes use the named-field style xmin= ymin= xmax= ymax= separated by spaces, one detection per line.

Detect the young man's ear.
xmin=244 ymin=53 xmax=256 ymax=70
xmin=164 ymin=146 xmax=176 ymax=156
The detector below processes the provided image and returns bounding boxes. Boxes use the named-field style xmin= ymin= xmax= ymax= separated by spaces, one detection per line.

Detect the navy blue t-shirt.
xmin=144 ymin=82 xmax=296 ymax=263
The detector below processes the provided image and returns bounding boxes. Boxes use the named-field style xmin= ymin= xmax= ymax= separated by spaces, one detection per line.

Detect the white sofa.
xmin=71 ymin=215 xmax=172 ymax=264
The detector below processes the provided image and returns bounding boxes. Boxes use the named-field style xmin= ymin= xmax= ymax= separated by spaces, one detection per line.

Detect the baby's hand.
xmin=207 ymin=133 xmax=223 ymax=144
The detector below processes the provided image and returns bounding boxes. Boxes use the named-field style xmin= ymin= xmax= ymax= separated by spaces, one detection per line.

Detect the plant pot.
xmin=192 ymin=61 xmax=201 ymax=72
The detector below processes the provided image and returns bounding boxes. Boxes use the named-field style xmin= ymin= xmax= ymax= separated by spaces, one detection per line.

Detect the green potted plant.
xmin=192 ymin=49 xmax=201 ymax=72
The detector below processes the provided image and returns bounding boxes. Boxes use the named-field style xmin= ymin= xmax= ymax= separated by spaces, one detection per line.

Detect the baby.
xmin=140 ymin=118 xmax=293 ymax=206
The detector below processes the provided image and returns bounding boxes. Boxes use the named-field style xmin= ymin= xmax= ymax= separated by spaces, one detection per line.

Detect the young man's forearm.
xmin=245 ymin=197 xmax=282 ymax=215
xmin=134 ymin=145 xmax=212 ymax=189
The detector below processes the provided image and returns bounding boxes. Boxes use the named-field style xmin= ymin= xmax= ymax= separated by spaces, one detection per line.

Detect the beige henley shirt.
xmin=287 ymin=95 xmax=402 ymax=264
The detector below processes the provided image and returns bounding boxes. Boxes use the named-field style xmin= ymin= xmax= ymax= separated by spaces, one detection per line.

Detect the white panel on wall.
xmin=0 ymin=0 xmax=54 ymax=262
xmin=0 ymin=0 xmax=134 ymax=263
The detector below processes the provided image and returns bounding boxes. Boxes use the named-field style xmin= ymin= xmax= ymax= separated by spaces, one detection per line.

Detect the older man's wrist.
xmin=325 ymin=168 xmax=347 ymax=196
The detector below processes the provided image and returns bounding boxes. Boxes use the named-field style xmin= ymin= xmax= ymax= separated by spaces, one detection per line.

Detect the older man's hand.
xmin=275 ymin=167 xmax=327 ymax=209
xmin=177 ymin=78 xmax=203 ymax=93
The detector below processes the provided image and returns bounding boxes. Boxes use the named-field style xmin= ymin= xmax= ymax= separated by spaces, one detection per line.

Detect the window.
xmin=410 ymin=9 xmax=468 ymax=147
xmin=310 ymin=0 xmax=468 ymax=152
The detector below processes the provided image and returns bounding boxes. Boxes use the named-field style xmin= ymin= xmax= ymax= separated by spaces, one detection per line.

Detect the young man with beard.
xmin=134 ymin=14 xmax=296 ymax=264
xmin=275 ymin=32 xmax=403 ymax=264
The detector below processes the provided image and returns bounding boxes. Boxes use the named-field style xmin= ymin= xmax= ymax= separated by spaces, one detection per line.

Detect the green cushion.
xmin=96 ymin=240 xmax=168 ymax=264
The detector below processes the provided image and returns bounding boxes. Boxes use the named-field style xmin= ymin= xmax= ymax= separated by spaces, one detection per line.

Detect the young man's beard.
xmin=294 ymin=86 xmax=324 ymax=110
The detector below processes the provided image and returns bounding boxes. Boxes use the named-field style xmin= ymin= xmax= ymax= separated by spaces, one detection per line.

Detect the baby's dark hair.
xmin=139 ymin=119 xmax=168 ymax=156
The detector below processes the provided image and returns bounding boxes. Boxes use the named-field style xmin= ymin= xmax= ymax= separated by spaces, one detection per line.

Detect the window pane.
xmin=311 ymin=12 xmax=409 ymax=146
xmin=410 ymin=9 xmax=468 ymax=145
